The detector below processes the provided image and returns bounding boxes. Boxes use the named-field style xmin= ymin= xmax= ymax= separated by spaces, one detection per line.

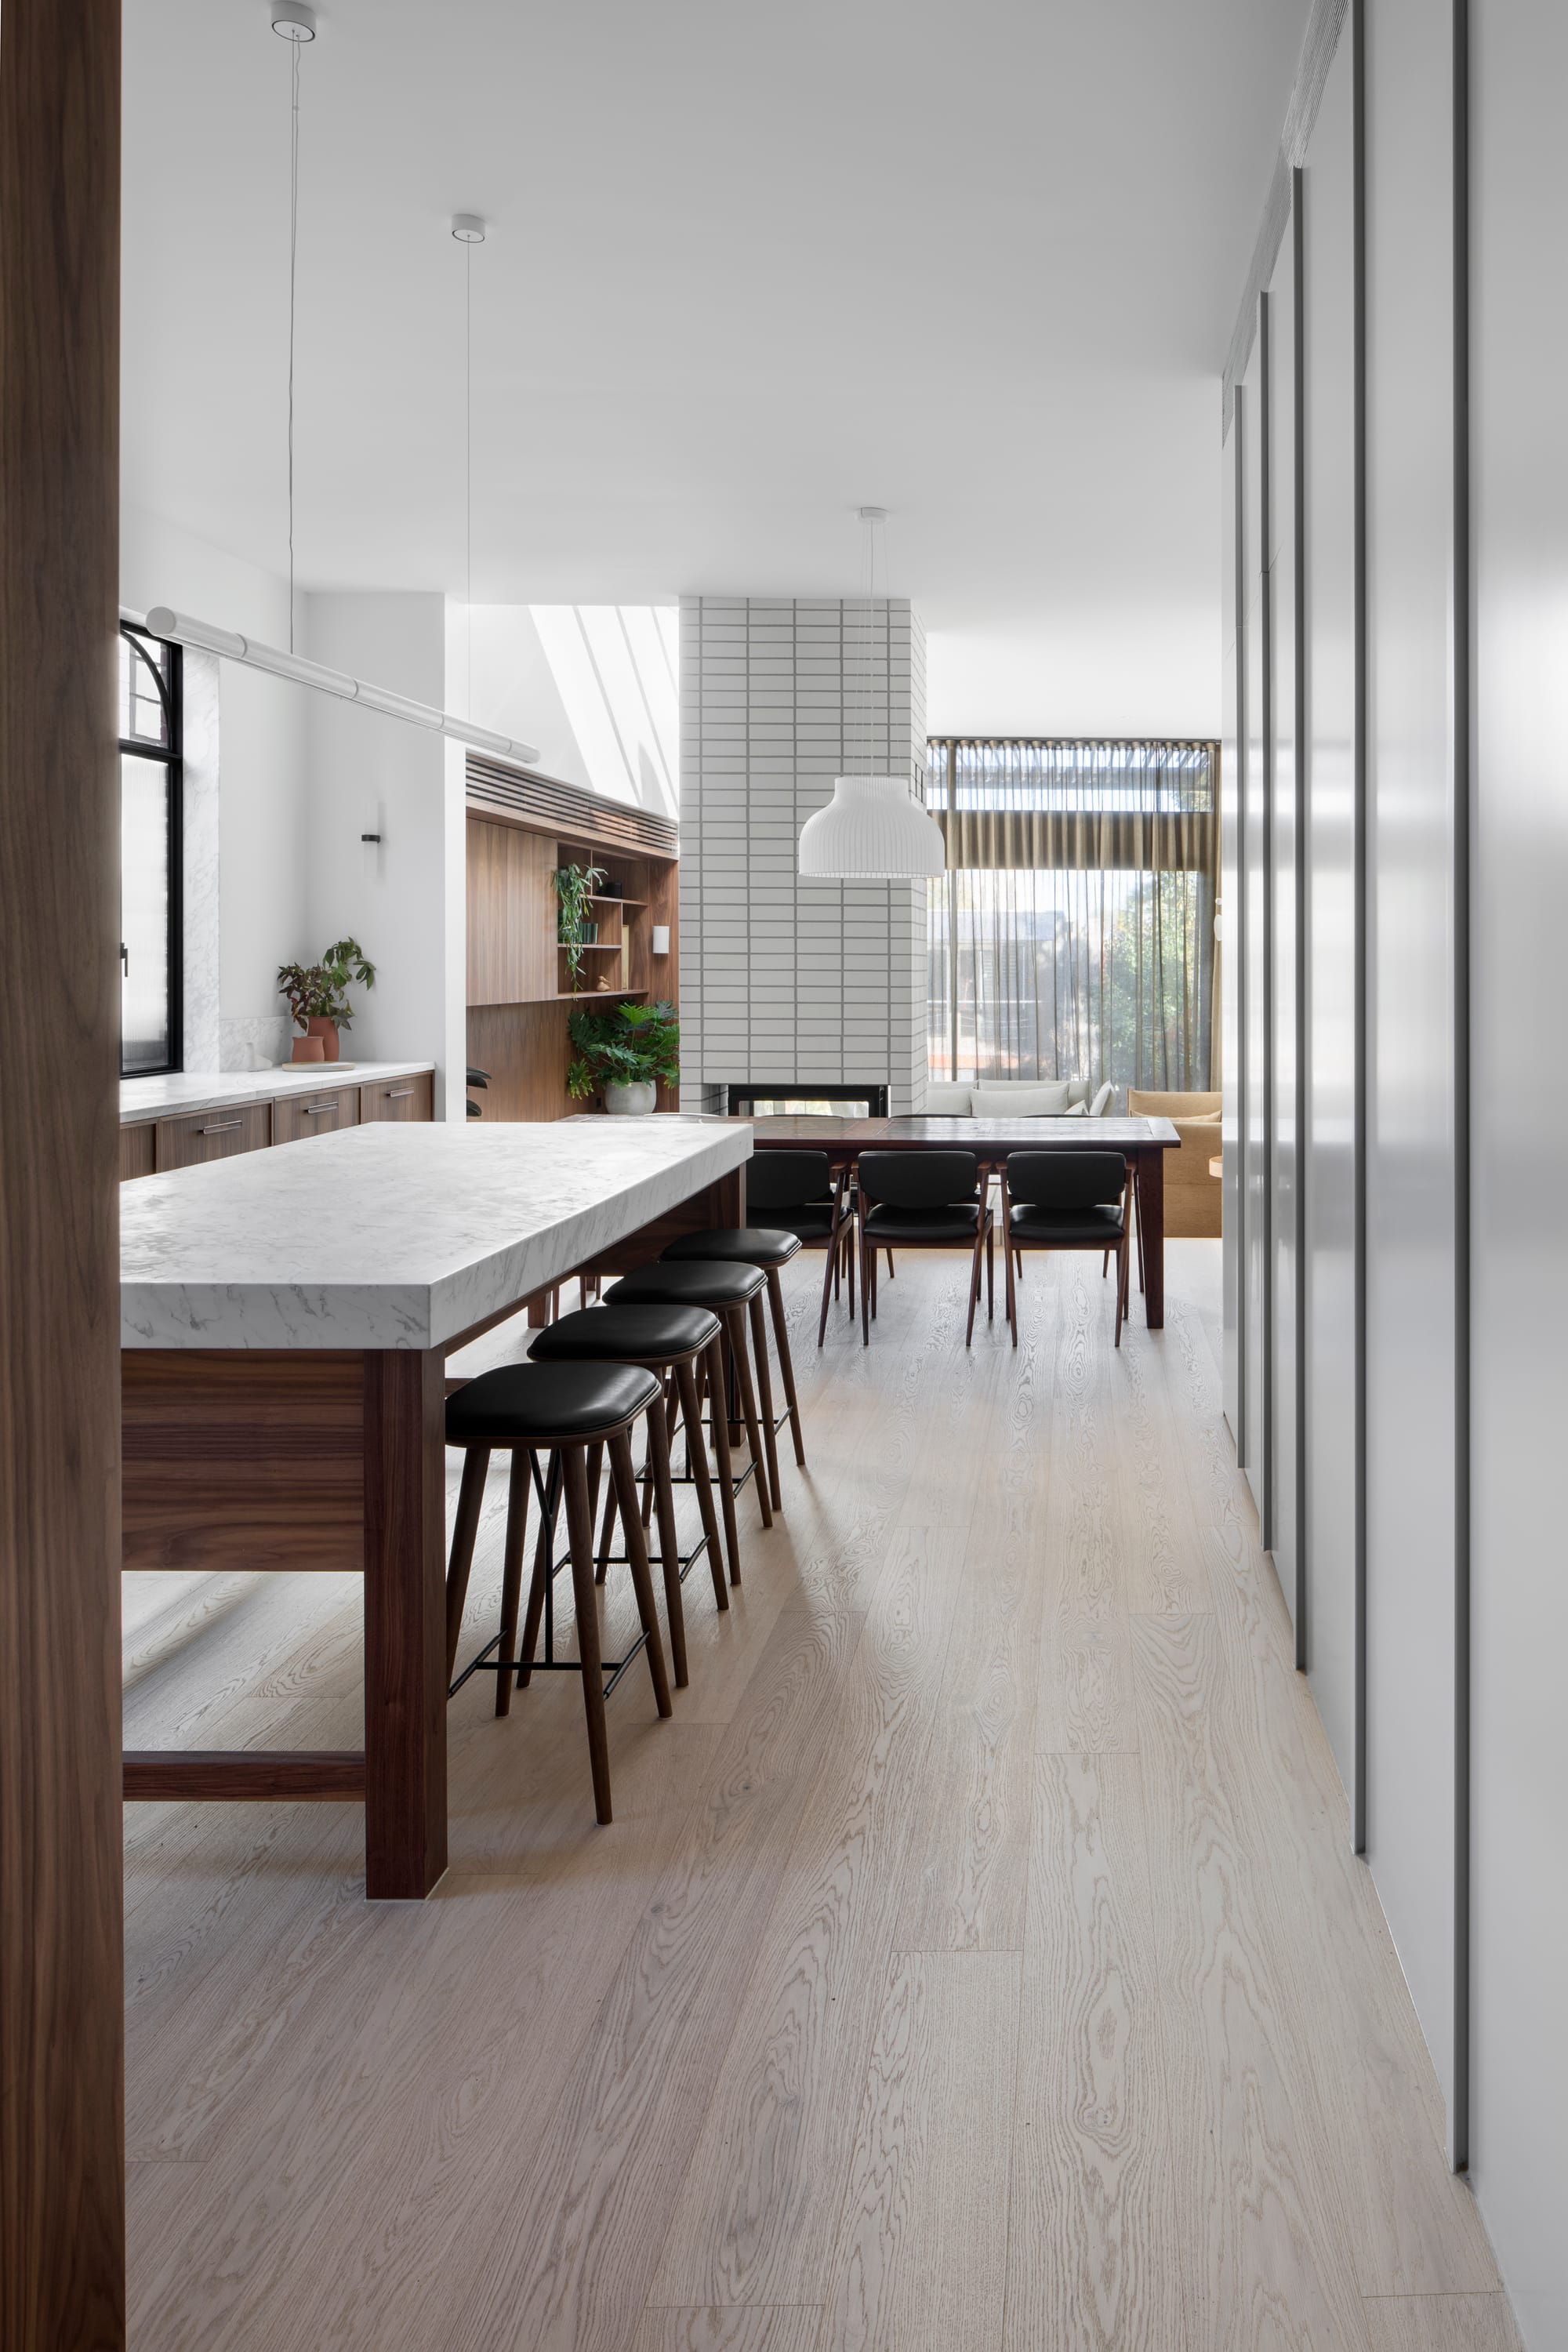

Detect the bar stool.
xmin=526 ymin=1303 xmax=734 ymax=1682
xmin=601 ymin=1259 xmax=775 ymax=1534
xmin=659 ymin=1228 xmax=808 ymax=1504
xmin=443 ymin=1360 xmax=673 ymax=1825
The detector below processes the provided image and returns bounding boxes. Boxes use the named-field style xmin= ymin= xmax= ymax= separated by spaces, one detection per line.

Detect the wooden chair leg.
xmin=860 ymin=1218 xmax=873 ymax=1346
xmin=608 ymin=1430 xmax=673 ymax=1718
xmin=560 ymin=1444 xmax=613 ymax=1823
xmin=986 ymin=1218 xmax=995 ymax=1320
xmin=703 ymin=1334 xmax=744 ymax=1582
xmin=492 ymin=1450 xmax=534 ymax=1716
xmin=965 ymin=1227 xmax=985 ymax=1348
xmin=746 ymin=1290 xmax=784 ymax=1513
xmin=765 ymin=1267 xmax=807 ymax=1469
xmin=1004 ymin=1213 xmax=1018 ymax=1350
xmin=641 ymin=1396 xmax=688 ymax=1687
xmin=885 ymin=1248 xmax=895 ymax=1279
xmin=444 ymin=1444 xmax=490 ymax=1682
xmin=676 ymin=1352 xmax=729 ymax=1610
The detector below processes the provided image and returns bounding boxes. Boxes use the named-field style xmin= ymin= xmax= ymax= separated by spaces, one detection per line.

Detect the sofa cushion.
xmin=924 ymin=1082 xmax=973 ymax=1114
xmin=1127 ymin=1087 xmax=1221 ymax=1120
xmin=1090 ymin=1082 xmax=1115 ymax=1116
xmin=971 ymin=1079 xmax=1073 ymax=1116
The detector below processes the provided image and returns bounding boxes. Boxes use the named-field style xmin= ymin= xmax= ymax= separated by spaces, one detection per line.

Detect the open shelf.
xmin=551 ymin=988 xmax=648 ymax=1002
xmin=583 ymin=894 xmax=648 ymax=908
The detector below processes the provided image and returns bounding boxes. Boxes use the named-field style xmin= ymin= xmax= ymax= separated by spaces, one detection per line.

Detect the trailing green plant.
xmin=276 ymin=937 xmax=377 ymax=1033
xmin=566 ymin=998 xmax=680 ymax=1101
xmin=553 ymin=862 xmax=607 ymax=986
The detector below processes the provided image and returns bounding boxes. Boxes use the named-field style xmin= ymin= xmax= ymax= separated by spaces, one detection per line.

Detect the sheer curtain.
xmin=927 ymin=739 xmax=1218 ymax=1091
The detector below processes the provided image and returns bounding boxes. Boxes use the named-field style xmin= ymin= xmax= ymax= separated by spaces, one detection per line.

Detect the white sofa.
xmin=924 ymin=1077 xmax=1116 ymax=1116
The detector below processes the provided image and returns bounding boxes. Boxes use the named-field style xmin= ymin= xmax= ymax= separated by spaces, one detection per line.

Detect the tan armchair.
xmin=1127 ymin=1088 xmax=1221 ymax=1238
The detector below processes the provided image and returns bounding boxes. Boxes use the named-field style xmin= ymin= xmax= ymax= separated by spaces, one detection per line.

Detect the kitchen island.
xmin=121 ymin=1116 xmax=750 ymax=1896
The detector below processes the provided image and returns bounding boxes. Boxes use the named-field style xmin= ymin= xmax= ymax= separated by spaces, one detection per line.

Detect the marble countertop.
xmin=120 ymin=1059 xmax=435 ymax=1126
xmin=121 ymin=1116 xmax=752 ymax=1352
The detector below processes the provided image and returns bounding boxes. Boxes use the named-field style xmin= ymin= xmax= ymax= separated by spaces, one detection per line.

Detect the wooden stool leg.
xmin=748 ymin=1289 xmax=784 ymax=1511
xmin=703 ymin=1335 xmax=744 ymax=1584
xmin=493 ymin=1450 xmax=533 ymax=1716
xmin=767 ymin=1267 xmax=808 ymax=1467
xmin=676 ymin=1352 xmax=728 ymax=1610
xmin=644 ymin=1394 xmax=688 ymax=1687
xmin=517 ymin=1457 xmax=559 ymax=1690
xmin=724 ymin=1305 xmax=774 ymax=1529
xmin=818 ymin=1236 xmax=838 ymax=1347
xmin=561 ymin=1445 xmax=613 ymax=1823
xmin=444 ymin=1445 xmax=490 ymax=1681
xmin=595 ymin=1457 xmax=619 ymax=1585
xmin=608 ymin=1431 xmax=673 ymax=1718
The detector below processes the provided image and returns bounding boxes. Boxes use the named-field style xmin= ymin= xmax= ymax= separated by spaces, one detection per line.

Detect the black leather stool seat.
xmin=661 ymin=1226 xmax=803 ymax=1271
xmin=446 ymin=1359 xmax=660 ymax=1444
xmin=528 ymin=1304 xmax=720 ymax=1363
xmin=1007 ymin=1203 xmax=1123 ymax=1246
xmin=607 ymin=1260 xmax=767 ymax=1311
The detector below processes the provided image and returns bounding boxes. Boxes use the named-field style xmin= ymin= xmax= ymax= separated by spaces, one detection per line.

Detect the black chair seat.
xmin=662 ymin=1226 xmax=803 ymax=1270
xmin=528 ymin=1303 xmax=720 ymax=1364
xmin=605 ymin=1259 xmax=767 ymax=1311
xmin=1008 ymin=1202 xmax=1124 ymax=1246
xmin=760 ymin=1203 xmax=838 ymax=1242
xmin=861 ymin=1203 xmax=988 ymax=1245
xmin=447 ymin=1359 xmax=661 ymax=1444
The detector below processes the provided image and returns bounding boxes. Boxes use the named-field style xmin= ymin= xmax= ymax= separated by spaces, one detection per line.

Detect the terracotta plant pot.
xmin=306 ymin=1016 xmax=340 ymax=1062
xmin=291 ymin=1033 xmax=327 ymax=1065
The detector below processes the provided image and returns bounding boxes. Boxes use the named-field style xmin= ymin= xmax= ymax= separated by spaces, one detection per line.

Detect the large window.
xmin=927 ymin=739 xmax=1218 ymax=1093
xmin=119 ymin=624 xmax=182 ymax=1076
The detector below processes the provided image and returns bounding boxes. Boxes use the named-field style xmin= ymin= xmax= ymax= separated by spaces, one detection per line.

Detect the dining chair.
xmin=742 ymin=1148 xmax=856 ymax=1344
xmin=1001 ymin=1149 xmax=1132 ymax=1347
xmin=855 ymin=1148 xmax=993 ymax=1348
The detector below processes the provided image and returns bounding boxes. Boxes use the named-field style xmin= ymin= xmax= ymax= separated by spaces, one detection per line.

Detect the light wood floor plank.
xmin=1035 ymin=1260 xmax=1138 ymax=1752
xmin=1004 ymin=1752 xmax=1185 ymax=2351
xmin=815 ymin=1951 xmax=1020 ymax=2352
xmin=649 ymin=1523 xmax=963 ymax=2308
xmin=1361 ymin=2294 xmax=1526 ymax=2352
xmin=118 ymin=1247 xmax=1521 ymax=2350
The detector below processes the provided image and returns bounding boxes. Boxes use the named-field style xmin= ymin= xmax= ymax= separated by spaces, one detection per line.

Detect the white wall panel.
xmin=1221 ymin=418 xmax=1243 ymax=1443
xmin=1363 ymin=0 xmax=1461 ymax=2130
xmin=1268 ymin=214 xmax=1303 ymax=1628
xmin=1471 ymin=0 xmax=1568 ymax=2334
xmin=1301 ymin=33 xmax=1361 ymax=1807
xmin=1242 ymin=320 xmax=1270 ymax=1517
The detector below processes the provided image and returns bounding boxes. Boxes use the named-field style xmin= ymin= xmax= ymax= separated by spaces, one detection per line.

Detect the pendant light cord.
xmin=466 ymin=234 xmax=473 ymax=715
xmin=287 ymin=34 xmax=301 ymax=654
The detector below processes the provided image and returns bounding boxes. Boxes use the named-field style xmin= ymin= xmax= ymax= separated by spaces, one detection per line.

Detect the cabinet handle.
xmin=199 ymin=1120 xmax=243 ymax=1135
xmin=303 ymin=1104 xmax=339 ymax=1116
xmin=387 ymin=1088 xmax=414 ymax=1099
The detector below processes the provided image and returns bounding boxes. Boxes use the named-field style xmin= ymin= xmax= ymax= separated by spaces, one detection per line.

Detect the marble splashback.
xmin=121 ymin=1116 xmax=752 ymax=1352
xmin=220 ymin=1013 xmax=292 ymax=1072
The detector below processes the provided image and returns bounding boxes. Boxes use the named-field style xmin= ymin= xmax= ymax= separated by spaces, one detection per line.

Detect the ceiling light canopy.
xmin=270 ymin=2 xmax=316 ymax=39
xmin=798 ymin=505 xmax=946 ymax=880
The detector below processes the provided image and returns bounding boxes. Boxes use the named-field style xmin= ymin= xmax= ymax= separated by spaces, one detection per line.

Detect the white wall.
xmin=1471 ymin=1 xmax=1568 ymax=2338
xmin=456 ymin=604 xmax=678 ymax=826
xmin=120 ymin=504 xmax=310 ymax=1066
xmin=302 ymin=592 xmax=464 ymax=1116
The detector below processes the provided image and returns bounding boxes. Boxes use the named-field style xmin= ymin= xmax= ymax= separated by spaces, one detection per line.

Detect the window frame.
xmin=118 ymin=622 xmax=183 ymax=1079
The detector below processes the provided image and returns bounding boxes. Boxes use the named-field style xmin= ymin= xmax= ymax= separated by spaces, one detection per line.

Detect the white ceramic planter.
xmin=604 ymin=1081 xmax=657 ymax=1116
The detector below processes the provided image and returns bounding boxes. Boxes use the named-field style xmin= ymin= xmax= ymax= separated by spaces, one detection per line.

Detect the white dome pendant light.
xmin=797 ymin=506 xmax=946 ymax=880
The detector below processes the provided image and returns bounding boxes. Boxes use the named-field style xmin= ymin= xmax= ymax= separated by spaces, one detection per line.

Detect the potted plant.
xmin=554 ymin=862 xmax=606 ymax=989
xmin=277 ymin=937 xmax=376 ymax=1063
xmin=566 ymin=997 xmax=679 ymax=1114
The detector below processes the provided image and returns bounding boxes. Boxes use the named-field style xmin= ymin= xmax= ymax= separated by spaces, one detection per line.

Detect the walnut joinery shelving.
xmin=463 ymin=759 xmax=677 ymax=1123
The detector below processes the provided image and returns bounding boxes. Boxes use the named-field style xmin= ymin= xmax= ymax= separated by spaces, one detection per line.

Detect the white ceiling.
xmin=122 ymin=0 xmax=1309 ymax=735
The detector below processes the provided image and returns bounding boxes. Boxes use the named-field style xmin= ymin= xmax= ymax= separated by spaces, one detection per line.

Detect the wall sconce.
xmin=652 ymin=924 xmax=670 ymax=956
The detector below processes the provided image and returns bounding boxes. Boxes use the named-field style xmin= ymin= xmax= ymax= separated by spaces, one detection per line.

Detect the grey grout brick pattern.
xmin=678 ymin=596 xmax=929 ymax=1112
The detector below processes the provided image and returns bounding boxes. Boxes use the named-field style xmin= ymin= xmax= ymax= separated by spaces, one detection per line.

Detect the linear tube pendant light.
xmin=142 ymin=15 xmax=539 ymax=769
xmin=143 ymin=608 xmax=540 ymax=762
xmin=797 ymin=506 xmax=946 ymax=880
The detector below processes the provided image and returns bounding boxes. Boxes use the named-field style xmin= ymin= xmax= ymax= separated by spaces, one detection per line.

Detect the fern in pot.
xmin=567 ymin=998 xmax=679 ymax=1115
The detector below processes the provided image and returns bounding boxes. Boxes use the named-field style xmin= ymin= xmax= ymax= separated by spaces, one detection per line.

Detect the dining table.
xmin=741 ymin=1112 xmax=1181 ymax=1329
xmin=119 ymin=1114 xmax=750 ymax=1898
